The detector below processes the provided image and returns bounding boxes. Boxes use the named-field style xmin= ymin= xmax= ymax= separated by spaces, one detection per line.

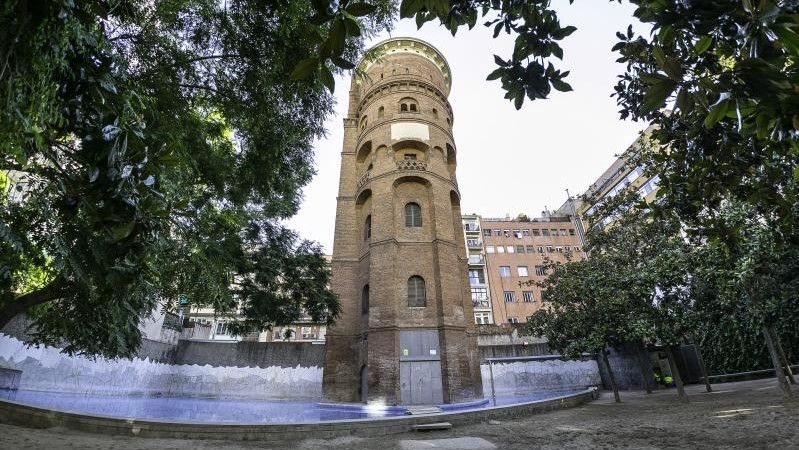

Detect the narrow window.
xmin=410 ymin=103 xmax=417 ymax=112
xmin=483 ymin=228 xmax=492 ymax=236
xmin=522 ymin=291 xmax=534 ymax=303
xmin=526 ymin=245 xmax=535 ymax=253
xmin=517 ymin=266 xmax=529 ymax=277
xmin=407 ymin=276 xmax=426 ymax=307
xmin=535 ymin=266 xmax=546 ymax=276
xmin=362 ymin=285 xmax=370 ymax=314
xmin=516 ymin=245 xmax=525 ymax=253
xmin=378 ymin=106 xmax=384 ymax=118
xmin=499 ymin=266 xmax=511 ymax=277
xmin=503 ymin=291 xmax=516 ymax=303
xmin=433 ymin=108 xmax=438 ymax=119
xmin=532 ymin=229 xmax=541 ymax=236
xmin=405 ymin=202 xmax=422 ymax=227
xmin=364 ymin=215 xmax=372 ymax=240
xmin=401 ymin=103 xmax=408 ymax=112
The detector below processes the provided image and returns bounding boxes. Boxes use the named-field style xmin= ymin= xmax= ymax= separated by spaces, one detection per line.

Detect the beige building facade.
xmin=479 ymin=216 xmax=585 ymax=325
xmin=322 ymin=38 xmax=483 ymax=405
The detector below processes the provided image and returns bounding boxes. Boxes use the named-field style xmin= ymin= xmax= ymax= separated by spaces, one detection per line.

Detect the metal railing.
xmin=396 ymin=159 xmax=427 ymax=171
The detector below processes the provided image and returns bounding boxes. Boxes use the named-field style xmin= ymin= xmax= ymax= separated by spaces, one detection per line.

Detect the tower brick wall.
xmin=322 ymin=38 xmax=482 ymax=405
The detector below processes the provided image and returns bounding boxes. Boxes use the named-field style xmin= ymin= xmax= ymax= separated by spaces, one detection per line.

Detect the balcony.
xmin=467 ymin=240 xmax=483 ymax=249
xmin=396 ymin=159 xmax=427 ymax=171
xmin=472 ymin=299 xmax=491 ymax=309
xmin=468 ymin=256 xmax=486 ymax=265
xmin=464 ymin=224 xmax=480 ymax=233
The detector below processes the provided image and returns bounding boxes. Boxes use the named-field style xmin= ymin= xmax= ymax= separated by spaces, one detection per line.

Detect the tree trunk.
xmin=601 ymin=347 xmax=621 ymax=403
xmin=0 ymin=279 xmax=65 ymax=330
xmin=694 ymin=343 xmax=712 ymax=393
xmin=638 ymin=343 xmax=653 ymax=394
xmin=665 ymin=345 xmax=689 ymax=403
xmin=769 ymin=327 xmax=796 ymax=385
xmin=764 ymin=327 xmax=793 ymax=397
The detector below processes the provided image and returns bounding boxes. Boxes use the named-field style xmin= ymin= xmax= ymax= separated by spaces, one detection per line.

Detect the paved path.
xmin=1 ymin=378 xmax=797 ymax=449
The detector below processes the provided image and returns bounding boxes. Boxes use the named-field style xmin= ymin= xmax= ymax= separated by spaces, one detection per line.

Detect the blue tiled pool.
xmin=0 ymin=388 xmax=584 ymax=424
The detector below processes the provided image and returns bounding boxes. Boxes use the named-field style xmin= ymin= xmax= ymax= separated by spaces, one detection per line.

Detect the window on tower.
xmin=401 ymin=104 xmax=408 ymax=112
xmin=407 ymin=276 xmax=426 ymax=307
xmin=364 ymin=215 xmax=371 ymax=240
xmin=378 ymin=106 xmax=384 ymax=118
xmin=409 ymin=103 xmax=417 ymax=112
xmin=405 ymin=202 xmax=422 ymax=227
xmin=362 ymin=285 xmax=370 ymax=314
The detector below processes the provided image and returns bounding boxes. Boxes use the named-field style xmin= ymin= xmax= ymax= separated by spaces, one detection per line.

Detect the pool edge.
xmin=0 ymin=388 xmax=598 ymax=441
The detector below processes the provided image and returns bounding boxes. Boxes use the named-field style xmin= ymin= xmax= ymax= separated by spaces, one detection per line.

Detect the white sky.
xmin=286 ymin=2 xmax=651 ymax=252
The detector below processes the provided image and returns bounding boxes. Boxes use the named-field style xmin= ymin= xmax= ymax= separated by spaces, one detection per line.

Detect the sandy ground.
xmin=1 ymin=378 xmax=797 ymax=450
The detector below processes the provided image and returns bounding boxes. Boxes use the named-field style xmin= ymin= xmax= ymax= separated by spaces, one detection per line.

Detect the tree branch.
xmin=0 ymin=278 xmax=68 ymax=329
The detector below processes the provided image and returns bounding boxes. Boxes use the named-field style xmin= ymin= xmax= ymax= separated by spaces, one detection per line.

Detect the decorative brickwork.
xmin=322 ymin=38 xmax=483 ymax=405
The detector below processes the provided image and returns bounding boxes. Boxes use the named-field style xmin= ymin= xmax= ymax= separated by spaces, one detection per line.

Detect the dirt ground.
xmin=1 ymin=378 xmax=797 ymax=450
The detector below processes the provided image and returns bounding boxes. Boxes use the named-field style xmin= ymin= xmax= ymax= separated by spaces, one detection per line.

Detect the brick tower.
xmin=322 ymin=38 xmax=483 ymax=405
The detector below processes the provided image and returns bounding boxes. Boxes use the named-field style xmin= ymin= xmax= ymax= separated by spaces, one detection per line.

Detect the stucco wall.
xmin=482 ymin=357 xmax=602 ymax=396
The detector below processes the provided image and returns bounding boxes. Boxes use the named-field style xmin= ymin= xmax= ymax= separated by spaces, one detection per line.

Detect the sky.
xmin=286 ymin=2 xmax=651 ymax=252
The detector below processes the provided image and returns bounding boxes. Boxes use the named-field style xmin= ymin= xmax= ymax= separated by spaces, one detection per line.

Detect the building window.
xmin=378 ymin=106 xmax=384 ymax=118
xmin=215 ymin=321 xmax=229 ymax=335
xmin=532 ymin=229 xmax=541 ymax=236
xmin=364 ymin=215 xmax=371 ymax=240
xmin=493 ymin=229 xmax=501 ymax=236
xmin=407 ymin=276 xmax=426 ymax=307
xmin=560 ymin=229 xmax=567 ymax=236
xmin=550 ymin=229 xmax=558 ymax=235
xmin=362 ymin=285 xmax=370 ymax=314
xmin=522 ymin=291 xmax=535 ymax=303
xmin=468 ymin=269 xmax=485 ymax=285
xmin=410 ymin=103 xmax=417 ymax=112
xmin=517 ymin=266 xmax=529 ymax=277
xmin=404 ymin=153 xmax=417 ymax=160
xmin=503 ymin=230 xmax=510 ymax=237
xmin=565 ymin=246 xmax=571 ymax=252
xmin=401 ymin=103 xmax=408 ymax=112
xmin=475 ymin=312 xmax=491 ymax=324
xmin=506 ymin=246 xmax=515 ymax=253
xmin=526 ymin=245 xmax=535 ymax=253
xmin=508 ymin=317 xmax=519 ymax=324
xmin=497 ymin=246 xmax=505 ymax=253
xmin=483 ymin=228 xmax=492 ymax=236
xmin=522 ymin=229 xmax=531 ymax=237
xmin=360 ymin=116 xmax=368 ymax=130
xmin=556 ymin=246 xmax=563 ymax=253
xmin=535 ymin=266 xmax=546 ymax=276
xmin=542 ymin=229 xmax=550 ymax=236
xmin=432 ymin=108 xmax=438 ymax=119
xmin=486 ymin=246 xmax=495 ymax=253
xmin=513 ymin=229 xmax=522 ymax=238
xmin=569 ymin=229 xmax=576 ymax=236
xmin=405 ymin=202 xmax=422 ymax=227
xmin=472 ymin=287 xmax=489 ymax=308
xmin=503 ymin=291 xmax=517 ymax=303
xmin=516 ymin=245 xmax=525 ymax=253
xmin=499 ymin=266 xmax=511 ymax=277
xmin=537 ymin=246 xmax=544 ymax=253
xmin=546 ymin=245 xmax=554 ymax=253
xmin=575 ymin=246 xmax=581 ymax=251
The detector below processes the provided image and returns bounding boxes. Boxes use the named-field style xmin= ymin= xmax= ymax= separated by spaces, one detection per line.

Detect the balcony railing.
xmin=472 ymin=300 xmax=491 ymax=309
xmin=468 ymin=256 xmax=486 ymax=265
xmin=357 ymin=171 xmax=370 ymax=189
xmin=396 ymin=159 xmax=427 ymax=171
xmin=467 ymin=240 xmax=483 ymax=249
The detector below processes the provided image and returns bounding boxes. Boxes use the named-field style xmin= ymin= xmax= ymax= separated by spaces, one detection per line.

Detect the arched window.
xmin=364 ymin=215 xmax=372 ymax=240
xmin=407 ymin=276 xmax=426 ymax=307
xmin=409 ymin=103 xmax=417 ymax=112
xmin=362 ymin=285 xmax=370 ymax=314
xmin=360 ymin=116 xmax=368 ymax=130
xmin=432 ymin=108 xmax=438 ymax=119
xmin=405 ymin=202 xmax=422 ymax=227
xmin=400 ymin=103 xmax=408 ymax=112
xmin=378 ymin=106 xmax=384 ymax=118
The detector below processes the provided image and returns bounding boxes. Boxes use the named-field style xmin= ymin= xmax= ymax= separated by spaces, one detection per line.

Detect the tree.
xmin=0 ymin=0 xmax=394 ymax=358
xmin=526 ymin=190 xmax=695 ymax=402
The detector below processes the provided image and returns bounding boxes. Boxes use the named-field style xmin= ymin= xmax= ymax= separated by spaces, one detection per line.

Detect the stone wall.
xmin=174 ymin=340 xmax=325 ymax=368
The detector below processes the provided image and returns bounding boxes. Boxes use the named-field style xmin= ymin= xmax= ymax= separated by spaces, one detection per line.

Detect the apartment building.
xmin=464 ymin=214 xmax=585 ymax=325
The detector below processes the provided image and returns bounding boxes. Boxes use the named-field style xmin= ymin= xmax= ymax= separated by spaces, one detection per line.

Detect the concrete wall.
xmin=174 ymin=340 xmax=325 ymax=368
xmin=481 ymin=357 xmax=602 ymax=396
xmin=479 ymin=343 xmax=551 ymax=360
xmin=0 ymin=333 xmax=322 ymax=400
xmin=597 ymin=342 xmax=656 ymax=391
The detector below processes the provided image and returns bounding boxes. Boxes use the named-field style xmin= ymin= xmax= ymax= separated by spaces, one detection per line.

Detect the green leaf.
xmin=694 ymin=36 xmax=713 ymax=55
xmin=773 ymin=25 xmax=799 ymax=57
xmin=641 ymin=75 xmax=677 ymax=114
xmin=110 ymin=221 xmax=136 ymax=242
xmin=343 ymin=16 xmax=361 ymax=37
xmin=704 ymin=96 xmax=731 ymax=128
xmin=652 ymin=46 xmax=683 ymax=81
xmin=399 ymin=0 xmax=421 ymax=18
xmin=320 ymin=65 xmax=335 ymax=93
xmin=290 ymin=58 xmax=319 ymax=80
xmin=486 ymin=68 xmax=504 ymax=81
xmin=494 ymin=55 xmax=508 ymax=67
xmin=551 ymin=79 xmax=573 ymax=92
xmin=345 ymin=2 xmax=377 ymax=17
xmin=329 ymin=18 xmax=346 ymax=56
xmin=332 ymin=56 xmax=355 ymax=70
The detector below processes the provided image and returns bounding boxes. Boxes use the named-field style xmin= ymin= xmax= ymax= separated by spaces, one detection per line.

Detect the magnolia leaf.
xmin=290 ymin=58 xmax=319 ymax=80
xmin=345 ymin=2 xmax=376 ymax=17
